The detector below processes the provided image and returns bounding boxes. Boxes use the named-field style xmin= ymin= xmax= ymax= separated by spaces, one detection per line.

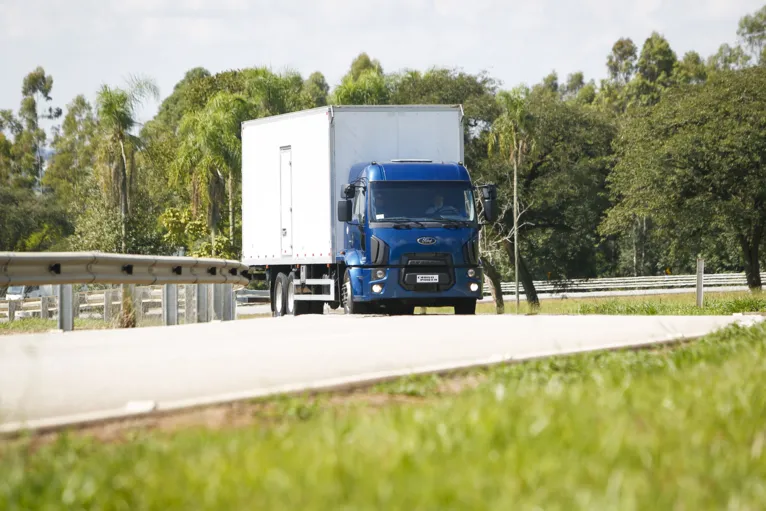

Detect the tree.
xmin=332 ymin=69 xmax=390 ymax=105
xmin=487 ymin=88 xmax=538 ymax=311
xmin=707 ymin=43 xmax=751 ymax=71
xmin=348 ymin=52 xmax=383 ymax=80
xmin=19 ymin=67 xmax=62 ymax=189
xmin=304 ymin=72 xmax=330 ymax=106
xmin=627 ymin=32 xmax=678 ymax=107
xmin=95 ymin=76 xmax=160 ymax=252
xmin=607 ymin=38 xmax=638 ymax=85
xmin=173 ymin=92 xmax=252 ymax=256
xmin=602 ymin=67 xmax=766 ymax=290
xmin=674 ymin=51 xmax=708 ymax=84
xmin=737 ymin=5 xmax=766 ymax=64
xmin=44 ymin=95 xmax=97 ymax=209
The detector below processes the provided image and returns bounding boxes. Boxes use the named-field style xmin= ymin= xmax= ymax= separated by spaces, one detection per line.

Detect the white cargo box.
xmin=241 ymin=105 xmax=464 ymax=266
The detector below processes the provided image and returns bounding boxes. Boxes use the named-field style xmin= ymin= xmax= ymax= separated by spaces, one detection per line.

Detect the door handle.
xmin=282 ymin=228 xmax=287 ymax=236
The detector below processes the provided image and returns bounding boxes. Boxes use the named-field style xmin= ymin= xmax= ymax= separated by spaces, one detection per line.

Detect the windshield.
xmin=369 ymin=181 xmax=477 ymax=223
xmin=7 ymin=286 xmax=24 ymax=294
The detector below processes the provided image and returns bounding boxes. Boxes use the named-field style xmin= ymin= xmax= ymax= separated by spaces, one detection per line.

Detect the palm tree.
xmin=95 ymin=76 xmax=159 ymax=252
xmin=173 ymin=92 xmax=252 ymax=255
xmin=488 ymin=89 xmax=536 ymax=313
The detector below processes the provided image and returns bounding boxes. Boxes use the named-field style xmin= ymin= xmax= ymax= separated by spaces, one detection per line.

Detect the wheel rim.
xmin=343 ymin=276 xmax=352 ymax=312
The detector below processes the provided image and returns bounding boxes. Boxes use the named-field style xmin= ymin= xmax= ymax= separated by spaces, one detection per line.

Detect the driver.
xmin=425 ymin=194 xmax=445 ymax=215
xmin=373 ymin=190 xmax=385 ymax=217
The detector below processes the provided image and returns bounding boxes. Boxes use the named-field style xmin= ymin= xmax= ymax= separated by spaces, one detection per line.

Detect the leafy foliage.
xmin=2 ymin=5 xmax=766 ymax=299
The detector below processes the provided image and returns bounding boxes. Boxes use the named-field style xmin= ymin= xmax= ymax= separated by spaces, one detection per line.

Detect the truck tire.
xmin=342 ymin=269 xmax=366 ymax=315
xmin=454 ymin=299 xmax=477 ymax=315
xmin=273 ymin=273 xmax=288 ymax=317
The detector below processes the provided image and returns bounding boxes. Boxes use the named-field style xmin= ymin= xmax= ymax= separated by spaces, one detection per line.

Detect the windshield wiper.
xmin=438 ymin=220 xmax=473 ymax=229
xmin=383 ymin=218 xmax=427 ymax=229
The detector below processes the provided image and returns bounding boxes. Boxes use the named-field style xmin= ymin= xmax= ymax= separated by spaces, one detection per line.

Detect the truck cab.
xmin=337 ymin=160 xmax=496 ymax=315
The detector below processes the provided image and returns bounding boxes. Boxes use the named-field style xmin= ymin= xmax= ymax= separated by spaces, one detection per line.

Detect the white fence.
xmin=0 ymin=286 xmax=269 ymax=323
xmin=483 ymin=271 xmax=764 ymax=296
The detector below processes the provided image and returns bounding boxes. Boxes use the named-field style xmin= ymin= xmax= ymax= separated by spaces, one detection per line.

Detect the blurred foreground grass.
xmin=2 ymin=320 xmax=765 ymax=509
xmin=471 ymin=290 xmax=766 ymax=315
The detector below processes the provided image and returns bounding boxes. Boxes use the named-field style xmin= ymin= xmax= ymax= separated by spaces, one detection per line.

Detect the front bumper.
xmin=350 ymin=266 xmax=484 ymax=304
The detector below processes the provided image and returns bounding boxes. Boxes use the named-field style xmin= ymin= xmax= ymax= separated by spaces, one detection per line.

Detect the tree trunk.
xmin=118 ymin=138 xmax=129 ymax=253
xmin=513 ymin=152 xmax=520 ymax=313
xmin=502 ymin=239 xmax=540 ymax=309
xmin=739 ymin=228 xmax=763 ymax=291
xmin=211 ymin=225 xmax=217 ymax=257
xmin=482 ymin=257 xmax=505 ymax=314
xmin=228 ymin=173 xmax=234 ymax=243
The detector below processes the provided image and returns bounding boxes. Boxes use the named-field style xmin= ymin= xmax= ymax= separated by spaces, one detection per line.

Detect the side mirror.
xmin=337 ymin=199 xmax=353 ymax=222
xmin=479 ymin=184 xmax=497 ymax=223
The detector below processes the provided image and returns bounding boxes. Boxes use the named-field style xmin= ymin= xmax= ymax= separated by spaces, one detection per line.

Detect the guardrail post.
xmin=162 ymin=284 xmax=179 ymax=326
xmin=72 ymin=287 xmax=80 ymax=319
xmin=212 ymin=283 xmax=225 ymax=321
xmin=696 ymin=257 xmax=705 ymax=307
xmin=8 ymin=300 xmax=18 ymax=322
xmin=40 ymin=296 xmax=51 ymax=320
xmin=133 ymin=286 xmax=145 ymax=324
xmin=184 ymin=285 xmax=195 ymax=323
xmin=222 ymin=284 xmax=234 ymax=321
xmin=103 ymin=288 xmax=112 ymax=322
xmin=196 ymin=284 xmax=210 ymax=323
xmin=57 ymin=284 xmax=74 ymax=332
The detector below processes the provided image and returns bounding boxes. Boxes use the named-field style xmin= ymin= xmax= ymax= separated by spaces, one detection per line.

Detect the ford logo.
xmin=417 ymin=237 xmax=437 ymax=246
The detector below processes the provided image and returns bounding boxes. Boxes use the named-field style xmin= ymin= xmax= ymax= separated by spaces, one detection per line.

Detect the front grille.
xmin=399 ymin=253 xmax=454 ymax=292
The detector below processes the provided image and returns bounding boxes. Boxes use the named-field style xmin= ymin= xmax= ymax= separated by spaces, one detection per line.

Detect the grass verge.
xmin=0 ymin=318 xmax=113 ymax=335
xmin=2 ymin=321 xmax=765 ymax=509
xmin=471 ymin=290 xmax=766 ymax=315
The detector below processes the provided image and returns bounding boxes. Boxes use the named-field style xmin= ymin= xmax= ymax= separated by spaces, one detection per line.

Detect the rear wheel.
xmin=454 ymin=299 xmax=477 ymax=315
xmin=273 ymin=273 xmax=288 ymax=317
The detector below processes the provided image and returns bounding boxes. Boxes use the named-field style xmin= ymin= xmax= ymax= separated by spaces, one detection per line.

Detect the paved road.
xmin=0 ymin=314 xmax=761 ymax=432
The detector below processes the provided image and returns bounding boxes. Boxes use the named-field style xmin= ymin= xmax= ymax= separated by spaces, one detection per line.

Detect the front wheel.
xmin=341 ymin=269 xmax=367 ymax=315
xmin=454 ymin=299 xmax=477 ymax=315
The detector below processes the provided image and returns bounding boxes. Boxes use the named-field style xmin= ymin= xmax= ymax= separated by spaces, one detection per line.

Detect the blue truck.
xmin=240 ymin=105 xmax=496 ymax=316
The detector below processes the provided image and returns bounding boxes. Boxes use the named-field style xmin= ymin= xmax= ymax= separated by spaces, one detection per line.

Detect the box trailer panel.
xmin=331 ymin=107 xmax=464 ymax=257
xmin=242 ymin=108 xmax=333 ymax=265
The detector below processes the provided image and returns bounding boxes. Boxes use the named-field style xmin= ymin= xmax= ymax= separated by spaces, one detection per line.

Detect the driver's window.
xmin=353 ymin=188 xmax=365 ymax=224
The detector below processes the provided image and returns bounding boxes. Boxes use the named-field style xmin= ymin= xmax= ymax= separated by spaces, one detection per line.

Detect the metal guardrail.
xmin=0 ymin=251 xmax=248 ymax=286
xmin=0 ymin=252 xmax=251 ymax=331
xmin=483 ymin=271 xmax=766 ymax=296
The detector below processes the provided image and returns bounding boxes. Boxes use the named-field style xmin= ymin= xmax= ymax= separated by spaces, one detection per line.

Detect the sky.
xmin=0 ymin=0 xmax=762 ymax=125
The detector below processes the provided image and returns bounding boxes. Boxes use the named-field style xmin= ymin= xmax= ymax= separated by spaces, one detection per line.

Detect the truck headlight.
xmin=467 ymin=268 xmax=476 ymax=278
xmin=372 ymin=284 xmax=383 ymax=293
xmin=375 ymin=269 xmax=386 ymax=279
xmin=470 ymin=283 xmax=479 ymax=292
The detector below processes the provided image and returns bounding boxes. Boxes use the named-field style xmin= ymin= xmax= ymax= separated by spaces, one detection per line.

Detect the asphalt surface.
xmin=0 ymin=314 xmax=761 ymax=432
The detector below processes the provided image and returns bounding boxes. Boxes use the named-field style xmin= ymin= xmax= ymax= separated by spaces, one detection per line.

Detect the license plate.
xmin=416 ymin=274 xmax=439 ymax=283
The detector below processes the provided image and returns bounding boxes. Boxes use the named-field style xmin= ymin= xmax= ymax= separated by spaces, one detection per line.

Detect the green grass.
xmin=2 ymin=321 xmax=765 ymax=509
xmin=470 ymin=290 xmax=766 ymax=316
xmin=0 ymin=318 xmax=113 ymax=335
